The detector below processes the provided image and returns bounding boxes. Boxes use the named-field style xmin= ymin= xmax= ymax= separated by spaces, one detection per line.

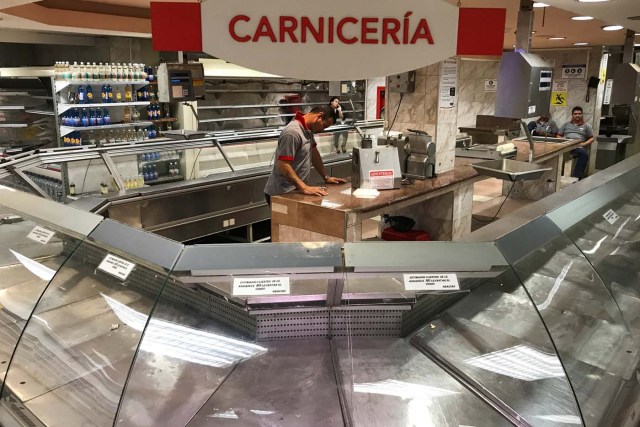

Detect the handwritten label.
xmin=403 ymin=273 xmax=460 ymax=291
xmin=233 ymin=277 xmax=290 ymax=296
xmin=603 ymin=209 xmax=620 ymax=225
xmin=26 ymin=226 xmax=55 ymax=244
xmin=369 ymin=169 xmax=395 ymax=190
xmin=98 ymin=254 xmax=136 ymax=281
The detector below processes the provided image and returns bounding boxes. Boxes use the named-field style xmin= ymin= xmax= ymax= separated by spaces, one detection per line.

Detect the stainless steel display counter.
xmin=1 ymin=153 xmax=640 ymax=426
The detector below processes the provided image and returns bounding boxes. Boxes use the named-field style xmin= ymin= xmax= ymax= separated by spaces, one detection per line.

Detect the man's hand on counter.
xmin=301 ymin=185 xmax=328 ymax=196
xmin=324 ymin=176 xmax=347 ymax=185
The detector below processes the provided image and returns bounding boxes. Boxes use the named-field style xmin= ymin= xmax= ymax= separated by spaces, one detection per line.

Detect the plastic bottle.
xmin=142 ymin=165 xmax=149 ymax=181
xmin=101 ymin=84 xmax=107 ymax=103
xmin=106 ymin=84 xmax=113 ymax=103
xmin=77 ymin=85 xmax=85 ymax=104
xmin=115 ymin=86 xmax=123 ymax=103
xmin=89 ymin=109 xmax=96 ymax=126
xmin=91 ymin=62 xmax=98 ymax=80
xmin=125 ymin=84 xmax=132 ymax=102
xmin=86 ymin=85 xmax=94 ymax=103
xmin=73 ymin=109 xmax=81 ymax=126
xmin=79 ymin=62 xmax=86 ymax=80
xmin=64 ymin=62 xmax=72 ymax=80
xmin=98 ymin=62 xmax=105 ymax=79
xmin=103 ymin=108 xmax=111 ymax=124
xmin=96 ymin=108 xmax=103 ymax=125
xmin=81 ymin=110 xmax=89 ymax=127
xmin=123 ymin=106 xmax=131 ymax=123
xmin=152 ymin=164 xmax=158 ymax=180
xmin=100 ymin=182 xmax=108 ymax=195
xmin=69 ymin=183 xmax=76 ymax=196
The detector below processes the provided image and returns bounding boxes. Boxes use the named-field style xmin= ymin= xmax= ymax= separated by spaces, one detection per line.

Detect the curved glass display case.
xmin=0 ymin=153 xmax=640 ymax=426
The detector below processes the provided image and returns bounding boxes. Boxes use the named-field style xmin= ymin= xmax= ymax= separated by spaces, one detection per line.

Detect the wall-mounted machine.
xmin=157 ymin=63 xmax=205 ymax=102
xmin=495 ymin=52 xmax=553 ymax=119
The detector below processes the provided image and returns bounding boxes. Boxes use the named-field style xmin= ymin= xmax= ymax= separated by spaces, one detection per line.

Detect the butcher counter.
xmin=271 ymin=139 xmax=582 ymax=242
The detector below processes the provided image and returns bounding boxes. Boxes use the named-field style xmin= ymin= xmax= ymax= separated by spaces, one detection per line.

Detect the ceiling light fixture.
xmin=533 ymin=2 xmax=550 ymax=7
xmin=571 ymin=16 xmax=594 ymax=21
xmin=577 ymin=0 xmax=610 ymax=3
xmin=548 ymin=37 xmax=566 ymax=40
xmin=574 ymin=42 xmax=589 ymax=46
xmin=602 ymin=25 xmax=624 ymax=31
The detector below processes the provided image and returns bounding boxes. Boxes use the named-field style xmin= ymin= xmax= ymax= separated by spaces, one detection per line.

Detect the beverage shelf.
xmin=60 ymin=121 xmax=153 ymax=136
xmin=138 ymin=156 xmax=180 ymax=165
xmin=55 ymin=80 xmax=149 ymax=93
xmin=145 ymin=174 xmax=183 ymax=185
xmin=57 ymin=101 xmax=150 ymax=114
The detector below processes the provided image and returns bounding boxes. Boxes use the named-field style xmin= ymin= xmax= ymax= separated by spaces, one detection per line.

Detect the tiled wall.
xmin=457 ymin=59 xmax=500 ymax=130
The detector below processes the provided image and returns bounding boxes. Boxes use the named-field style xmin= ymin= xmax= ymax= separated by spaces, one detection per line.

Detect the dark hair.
xmin=329 ymin=96 xmax=339 ymax=103
xmin=572 ymin=106 xmax=583 ymax=113
xmin=310 ymin=105 xmax=336 ymax=123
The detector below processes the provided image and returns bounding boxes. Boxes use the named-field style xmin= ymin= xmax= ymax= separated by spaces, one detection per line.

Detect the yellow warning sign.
xmin=551 ymin=91 xmax=567 ymax=106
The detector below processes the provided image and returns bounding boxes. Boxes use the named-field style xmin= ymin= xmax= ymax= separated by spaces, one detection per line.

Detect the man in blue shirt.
xmin=557 ymin=106 xmax=594 ymax=180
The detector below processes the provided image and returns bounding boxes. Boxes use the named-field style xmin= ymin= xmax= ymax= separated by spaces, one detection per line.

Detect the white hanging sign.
xmin=26 ymin=226 xmax=55 ymax=245
xmin=603 ymin=79 xmax=614 ymax=105
xmin=200 ymin=0 xmax=460 ymax=80
xmin=98 ymin=254 xmax=136 ymax=281
xmin=403 ymin=273 xmax=460 ymax=291
xmin=233 ymin=277 xmax=290 ymax=295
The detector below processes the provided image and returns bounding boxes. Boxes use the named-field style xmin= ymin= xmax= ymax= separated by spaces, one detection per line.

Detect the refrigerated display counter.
xmin=0 ymin=153 xmax=640 ymax=426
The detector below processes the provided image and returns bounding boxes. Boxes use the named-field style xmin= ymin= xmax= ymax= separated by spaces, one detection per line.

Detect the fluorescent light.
xmin=465 ymin=345 xmax=565 ymax=381
xmin=574 ymin=42 xmax=589 ymax=46
xmin=602 ymin=25 xmax=624 ymax=31
xmin=635 ymin=43 xmax=640 ymax=47
xmin=548 ymin=37 xmax=566 ymax=40
xmin=572 ymin=16 xmax=594 ymax=21
xmin=578 ymin=0 xmax=610 ymax=2
xmin=533 ymin=2 xmax=550 ymax=7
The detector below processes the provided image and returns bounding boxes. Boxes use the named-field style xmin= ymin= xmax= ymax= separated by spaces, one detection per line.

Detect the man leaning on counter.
xmin=264 ymin=106 xmax=346 ymax=205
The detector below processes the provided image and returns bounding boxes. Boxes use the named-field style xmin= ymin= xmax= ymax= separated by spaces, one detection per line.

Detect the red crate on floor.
xmin=381 ymin=228 xmax=431 ymax=241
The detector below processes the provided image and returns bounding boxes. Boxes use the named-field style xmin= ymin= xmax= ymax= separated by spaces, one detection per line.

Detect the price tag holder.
xmin=403 ymin=273 xmax=460 ymax=291
xmin=98 ymin=254 xmax=136 ymax=281
xmin=233 ymin=277 xmax=290 ymax=296
xmin=603 ymin=209 xmax=620 ymax=225
xmin=26 ymin=226 xmax=55 ymax=245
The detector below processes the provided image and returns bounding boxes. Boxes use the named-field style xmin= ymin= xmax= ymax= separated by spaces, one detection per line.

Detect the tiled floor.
xmin=471 ymin=178 xmax=534 ymax=231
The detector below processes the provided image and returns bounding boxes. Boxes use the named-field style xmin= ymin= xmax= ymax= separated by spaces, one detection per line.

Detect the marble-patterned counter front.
xmin=271 ymin=139 xmax=581 ymax=243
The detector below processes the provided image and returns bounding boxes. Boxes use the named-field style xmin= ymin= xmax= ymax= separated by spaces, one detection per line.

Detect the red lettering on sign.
xmin=337 ymin=17 xmax=358 ymax=44
xmin=301 ymin=17 xmax=324 ymax=43
xmin=361 ymin=18 xmax=379 ymax=44
xmin=403 ymin=12 xmax=412 ymax=44
xmin=253 ymin=16 xmax=277 ymax=42
xmin=382 ymin=18 xmax=401 ymax=44
xmin=328 ymin=17 xmax=335 ymax=43
xmin=279 ymin=16 xmax=299 ymax=42
xmin=229 ymin=15 xmax=251 ymax=42
xmin=370 ymin=170 xmax=394 ymax=177
xmin=411 ymin=19 xmax=434 ymax=44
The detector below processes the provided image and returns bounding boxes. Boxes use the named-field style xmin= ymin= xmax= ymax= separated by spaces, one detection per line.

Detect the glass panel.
xmin=0 ymin=209 xmax=82 ymax=382
xmin=559 ymin=192 xmax=640 ymax=337
xmin=0 ymin=238 xmax=172 ymax=426
xmin=116 ymin=244 xmax=343 ymax=427
xmin=509 ymin=226 xmax=635 ymax=426
xmin=63 ymin=157 xmax=112 ymax=198
xmin=344 ymin=265 xmax=581 ymax=426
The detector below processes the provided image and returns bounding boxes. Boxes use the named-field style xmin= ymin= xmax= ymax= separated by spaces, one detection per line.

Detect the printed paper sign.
xmin=603 ymin=209 xmax=620 ymax=225
xmin=528 ymin=105 xmax=536 ymax=114
xmin=369 ymin=169 xmax=395 ymax=189
xmin=403 ymin=273 xmax=460 ymax=291
xmin=561 ymin=64 xmax=586 ymax=80
xmin=439 ymin=59 xmax=457 ymax=108
xmin=233 ymin=277 xmax=290 ymax=295
xmin=26 ymin=226 xmax=55 ymax=245
xmin=603 ymin=79 xmax=614 ymax=105
xmin=551 ymin=91 xmax=568 ymax=106
xmin=484 ymin=79 xmax=497 ymax=92
xmin=98 ymin=254 xmax=136 ymax=281
xmin=552 ymin=80 xmax=568 ymax=92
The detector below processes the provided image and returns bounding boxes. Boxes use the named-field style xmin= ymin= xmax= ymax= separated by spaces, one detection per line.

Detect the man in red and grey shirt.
xmin=264 ymin=105 xmax=346 ymax=204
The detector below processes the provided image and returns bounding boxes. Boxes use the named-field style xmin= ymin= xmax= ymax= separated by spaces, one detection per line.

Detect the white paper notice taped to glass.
xmin=26 ymin=226 xmax=55 ymax=245
xmin=528 ymin=105 xmax=536 ymax=115
xmin=233 ymin=277 xmax=290 ymax=296
xmin=98 ymin=254 xmax=136 ymax=281
xmin=369 ymin=170 xmax=395 ymax=189
xmin=403 ymin=273 xmax=460 ymax=291
xmin=603 ymin=209 xmax=620 ymax=225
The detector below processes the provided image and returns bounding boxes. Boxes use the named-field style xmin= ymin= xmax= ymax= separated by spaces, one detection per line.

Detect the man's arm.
xmin=581 ymin=126 xmax=595 ymax=147
xmin=277 ymin=159 xmax=327 ymax=196
xmin=311 ymin=146 xmax=347 ymax=185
